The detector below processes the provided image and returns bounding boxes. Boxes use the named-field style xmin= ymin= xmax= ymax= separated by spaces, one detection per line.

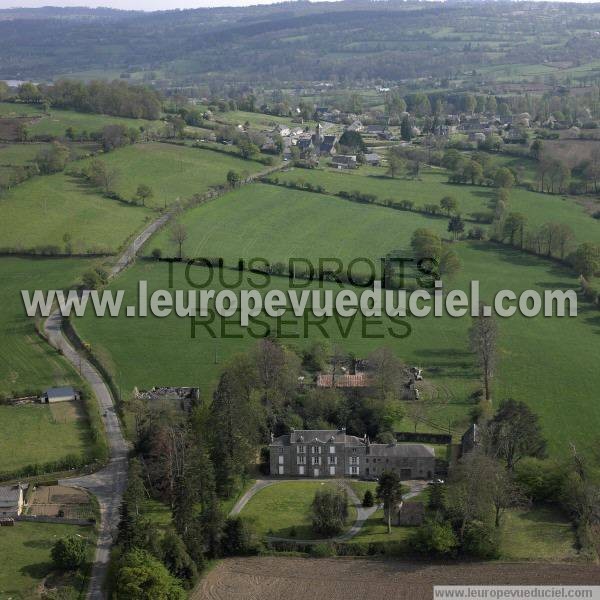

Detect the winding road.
xmin=43 ymin=212 xmax=171 ymax=599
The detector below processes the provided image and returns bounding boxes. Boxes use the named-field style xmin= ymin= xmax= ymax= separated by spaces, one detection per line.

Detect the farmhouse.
xmin=269 ymin=428 xmax=435 ymax=479
xmin=0 ymin=484 xmax=25 ymax=517
xmin=41 ymin=386 xmax=79 ymax=403
xmin=134 ymin=386 xmax=200 ymax=410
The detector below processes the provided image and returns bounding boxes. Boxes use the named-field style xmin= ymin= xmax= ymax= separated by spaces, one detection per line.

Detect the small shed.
xmin=393 ymin=501 xmax=425 ymax=526
xmin=42 ymin=386 xmax=78 ymax=404
xmin=0 ymin=485 xmax=25 ymax=517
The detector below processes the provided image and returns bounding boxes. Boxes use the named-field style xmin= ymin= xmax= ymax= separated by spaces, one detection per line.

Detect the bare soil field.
xmin=193 ymin=557 xmax=600 ymax=600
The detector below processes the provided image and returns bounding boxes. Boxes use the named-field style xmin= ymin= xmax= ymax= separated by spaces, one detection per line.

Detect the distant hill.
xmin=1 ymin=1 xmax=599 ymax=85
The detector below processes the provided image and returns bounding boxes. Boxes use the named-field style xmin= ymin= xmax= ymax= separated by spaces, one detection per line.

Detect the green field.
xmin=0 ymin=257 xmax=92 ymax=396
xmin=275 ymin=167 xmax=599 ymax=246
xmin=149 ymin=182 xmax=448 ymax=264
xmin=0 ymin=171 xmax=152 ymax=253
xmin=0 ymin=403 xmax=91 ymax=474
xmin=0 ymin=141 xmax=99 ymax=166
xmin=0 ymin=521 xmax=95 ymax=600
xmin=75 ymin=240 xmax=600 ymax=456
xmin=241 ymin=481 xmax=356 ymax=539
xmin=0 ymin=102 xmax=160 ymax=137
xmin=0 ymin=258 xmax=95 ymax=473
xmin=87 ymin=142 xmax=267 ymax=209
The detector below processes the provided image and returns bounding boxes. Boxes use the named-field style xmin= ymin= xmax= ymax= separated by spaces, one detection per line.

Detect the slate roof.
xmin=0 ymin=486 xmax=21 ymax=503
xmin=271 ymin=429 xmax=364 ymax=446
xmin=368 ymin=443 xmax=435 ymax=458
xmin=45 ymin=386 xmax=76 ymax=401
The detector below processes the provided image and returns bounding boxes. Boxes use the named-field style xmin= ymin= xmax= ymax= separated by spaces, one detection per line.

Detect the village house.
xmin=331 ymin=154 xmax=357 ymax=169
xmin=134 ymin=386 xmax=200 ymax=411
xmin=0 ymin=484 xmax=25 ymax=517
xmin=269 ymin=428 xmax=436 ymax=479
xmin=363 ymin=153 xmax=381 ymax=167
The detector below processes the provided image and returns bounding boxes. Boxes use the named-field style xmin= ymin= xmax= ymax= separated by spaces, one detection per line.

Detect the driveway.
xmin=229 ymin=479 xmax=428 ymax=545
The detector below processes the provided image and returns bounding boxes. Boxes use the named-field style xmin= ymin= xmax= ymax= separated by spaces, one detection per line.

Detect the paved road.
xmin=41 ymin=165 xmax=283 ymax=597
xmin=43 ymin=212 xmax=171 ymax=598
xmin=230 ymin=479 xmax=428 ymax=544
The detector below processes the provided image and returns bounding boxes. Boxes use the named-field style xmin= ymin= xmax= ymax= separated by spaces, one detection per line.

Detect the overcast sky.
xmin=0 ymin=0 xmax=596 ymax=10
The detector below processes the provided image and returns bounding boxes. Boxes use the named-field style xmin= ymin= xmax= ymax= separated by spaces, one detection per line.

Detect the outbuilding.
xmin=41 ymin=386 xmax=79 ymax=404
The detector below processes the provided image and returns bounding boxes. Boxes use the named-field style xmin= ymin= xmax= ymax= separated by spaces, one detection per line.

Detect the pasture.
xmin=0 ymin=521 xmax=94 ymax=600
xmin=0 ymin=403 xmax=91 ymax=475
xmin=0 ymin=171 xmax=152 ymax=253
xmin=0 ymin=257 xmax=92 ymax=397
xmin=88 ymin=142 xmax=267 ymax=209
xmin=0 ymin=258 xmax=94 ymax=474
xmin=0 ymin=102 xmax=160 ymax=138
xmin=274 ymin=166 xmax=599 ymax=246
xmin=74 ymin=241 xmax=600 ymax=457
xmin=148 ymin=182 xmax=449 ymax=265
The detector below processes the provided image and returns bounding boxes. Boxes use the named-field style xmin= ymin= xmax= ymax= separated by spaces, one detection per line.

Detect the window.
xmin=350 ymin=456 xmax=359 ymax=465
xmin=329 ymin=445 xmax=335 ymax=454
xmin=350 ymin=466 xmax=358 ymax=475
xmin=312 ymin=456 xmax=321 ymax=465
xmin=329 ymin=466 xmax=336 ymax=476
xmin=278 ymin=455 xmax=284 ymax=465
xmin=297 ymin=445 xmax=306 ymax=454
xmin=328 ymin=456 xmax=337 ymax=465
xmin=298 ymin=466 xmax=305 ymax=475
xmin=278 ymin=447 xmax=284 ymax=454
xmin=312 ymin=445 xmax=321 ymax=454
xmin=352 ymin=448 xmax=357 ymax=453
xmin=298 ymin=455 xmax=306 ymax=465
xmin=278 ymin=465 xmax=284 ymax=475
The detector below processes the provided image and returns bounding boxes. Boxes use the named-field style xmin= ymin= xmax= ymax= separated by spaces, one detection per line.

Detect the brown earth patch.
xmin=192 ymin=556 xmax=600 ymax=600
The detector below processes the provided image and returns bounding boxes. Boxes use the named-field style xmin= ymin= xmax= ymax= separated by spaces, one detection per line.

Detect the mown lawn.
xmin=241 ymin=481 xmax=356 ymax=539
xmin=0 ymin=521 xmax=95 ymax=600
xmin=88 ymin=142 xmax=266 ymax=209
xmin=75 ymin=239 xmax=600 ymax=457
xmin=0 ymin=171 xmax=152 ymax=253
xmin=149 ymin=182 xmax=448 ymax=266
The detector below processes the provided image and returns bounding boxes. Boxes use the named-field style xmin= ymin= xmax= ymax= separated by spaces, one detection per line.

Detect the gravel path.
xmin=229 ymin=479 xmax=427 ymax=544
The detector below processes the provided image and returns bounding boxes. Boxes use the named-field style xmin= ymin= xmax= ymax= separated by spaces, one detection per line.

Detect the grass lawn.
xmin=0 ymin=403 xmax=91 ymax=475
xmin=88 ymin=142 xmax=266 ymax=209
xmin=500 ymin=506 xmax=578 ymax=561
xmin=149 ymin=182 xmax=448 ymax=266
xmin=241 ymin=481 xmax=356 ymax=539
xmin=275 ymin=167 xmax=599 ymax=246
xmin=351 ymin=508 xmax=416 ymax=544
xmin=0 ymin=521 xmax=95 ymax=600
xmin=75 ymin=239 xmax=600 ymax=457
xmin=0 ymin=171 xmax=152 ymax=253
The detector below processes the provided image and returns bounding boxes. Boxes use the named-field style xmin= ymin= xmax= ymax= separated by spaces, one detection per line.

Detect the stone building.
xmin=269 ymin=429 xmax=435 ymax=480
